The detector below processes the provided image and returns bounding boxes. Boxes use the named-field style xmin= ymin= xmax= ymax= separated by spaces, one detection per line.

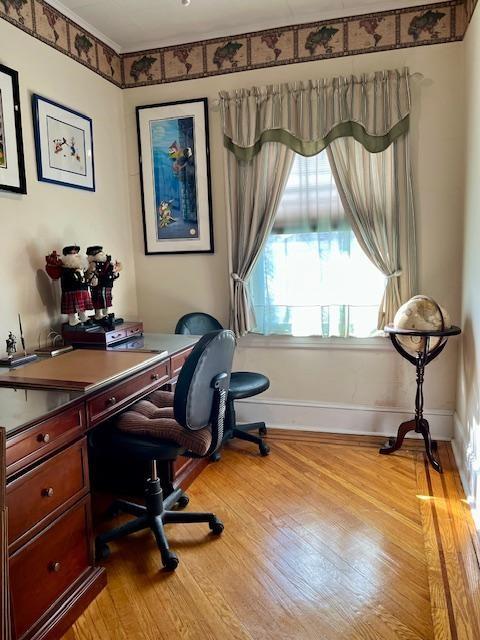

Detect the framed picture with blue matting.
xmin=32 ymin=94 xmax=95 ymax=191
xmin=136 ymin=98 xmax=213 ymax=254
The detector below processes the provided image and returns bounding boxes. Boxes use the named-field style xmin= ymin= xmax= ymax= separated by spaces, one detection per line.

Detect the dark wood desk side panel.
xmin=9 ymin=496 xmax=97 ymax=640
xmin=170 ymin=347 xmax=194 ymax=379
xmin=27 ymin=568 xmax=106 ymax=640
xmin=173 ymin=458 xmax=209 ymax=492
xmin=1 ymin=428 xmax=11 ymax=640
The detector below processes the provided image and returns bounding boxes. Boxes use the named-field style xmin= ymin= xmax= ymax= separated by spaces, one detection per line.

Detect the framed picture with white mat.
xmin=32 ymin=94 xmax=95 ymax=191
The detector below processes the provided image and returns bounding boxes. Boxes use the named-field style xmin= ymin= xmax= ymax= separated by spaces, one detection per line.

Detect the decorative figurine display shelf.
xmin=380 ymin=324 xmax=461 ymax=473
xmin=62 ymin=321 xmax=143 ymax=349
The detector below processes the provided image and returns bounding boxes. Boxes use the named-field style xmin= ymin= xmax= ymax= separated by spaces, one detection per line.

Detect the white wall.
xmin=453 ymin=7 xmax=480 ymax=526
xmin=124 ymin=43 xmax=464 ymax=436
xmin=0 ymin=19 xmax=138 ymax=350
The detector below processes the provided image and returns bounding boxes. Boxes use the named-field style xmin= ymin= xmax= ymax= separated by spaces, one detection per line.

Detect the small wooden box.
xmin=62 ymin=321 xmax=143 ymax=348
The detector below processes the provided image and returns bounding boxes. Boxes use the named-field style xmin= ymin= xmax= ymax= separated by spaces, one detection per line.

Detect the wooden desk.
xmin=0 ymin=334 xmax=201 ymax=640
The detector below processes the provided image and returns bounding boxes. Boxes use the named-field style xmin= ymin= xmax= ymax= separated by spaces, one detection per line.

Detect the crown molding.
xmin=0 ymin=0 xmax=475 ymax=89
xmin=118 ymin=0 xmax=442 ymax=53
xmin=122 ymin=1 xmax=465 ymax=89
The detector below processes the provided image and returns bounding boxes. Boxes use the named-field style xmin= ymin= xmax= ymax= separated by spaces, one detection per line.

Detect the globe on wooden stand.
xmin=380 ymin=296 xmax=461 ymax=473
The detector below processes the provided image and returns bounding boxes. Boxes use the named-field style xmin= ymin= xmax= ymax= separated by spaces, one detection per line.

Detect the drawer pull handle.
xmin=151 ymin=373 xmax=160 ymax=381
xmin=49 ymin=562 xmax=61 ymax=573
xmin=42 ymin=487 xmax=54 ymax=498
xmin=107 ymin=396 xmax=117 ymax=406
xmin=38 ymin=433 xmax=50 ymax=444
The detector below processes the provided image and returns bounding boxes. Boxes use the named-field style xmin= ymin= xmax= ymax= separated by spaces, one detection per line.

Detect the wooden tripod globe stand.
xmin=379 ymin=324 xmax=461 ymax=473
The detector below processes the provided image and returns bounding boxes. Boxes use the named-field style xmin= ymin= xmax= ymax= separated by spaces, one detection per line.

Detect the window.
xmin=249 ymin=151 xmax=386 ymax=338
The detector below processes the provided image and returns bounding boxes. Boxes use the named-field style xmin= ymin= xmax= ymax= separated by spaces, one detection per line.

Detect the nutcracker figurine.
xmin=58 ymin=245 xmax=94 ymax=326
xmin=86 ymin=246 xmax=121 ymax=321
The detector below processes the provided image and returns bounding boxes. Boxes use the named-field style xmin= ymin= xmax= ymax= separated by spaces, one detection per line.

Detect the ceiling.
xmin=49 ymin=0 xmax=441 ymax=53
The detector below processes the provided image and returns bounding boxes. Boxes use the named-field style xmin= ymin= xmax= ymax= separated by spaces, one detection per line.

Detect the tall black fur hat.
xmin=86 ymin=246 xmax=103 ymax=256
xmin=62 ymin=245 xmax=80 ymax=256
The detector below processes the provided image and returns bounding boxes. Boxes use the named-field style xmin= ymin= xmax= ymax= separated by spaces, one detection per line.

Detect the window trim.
xmin=238 ymin=333 xmax=390 ymax=351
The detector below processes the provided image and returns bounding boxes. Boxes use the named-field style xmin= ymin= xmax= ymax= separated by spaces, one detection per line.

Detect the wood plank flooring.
xmin=63 ymin=432 xmax=480 ymax=640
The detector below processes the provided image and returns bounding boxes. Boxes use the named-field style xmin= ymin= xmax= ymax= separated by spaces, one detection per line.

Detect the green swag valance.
xmin=219 ymin=68 xmax=411 ymax=161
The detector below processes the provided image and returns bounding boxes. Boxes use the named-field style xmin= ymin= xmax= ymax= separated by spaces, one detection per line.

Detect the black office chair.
xmin=93 ymin=329 xmax=235 ymax=571
xmin=175 ymin=312 xmax=270 ymax=457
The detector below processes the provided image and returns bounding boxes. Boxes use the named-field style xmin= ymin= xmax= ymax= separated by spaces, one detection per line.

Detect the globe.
xmin=393 ymin=295 xmax=451 ymax=354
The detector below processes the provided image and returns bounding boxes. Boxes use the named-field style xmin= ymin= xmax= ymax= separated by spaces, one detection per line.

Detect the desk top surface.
xmin=0 ymin=333 xmax=199 ymax=436
xmin=0 ymin=349 xmax=167 ymax=391
xmin=106 ymin=333 xmax=199 ymax=354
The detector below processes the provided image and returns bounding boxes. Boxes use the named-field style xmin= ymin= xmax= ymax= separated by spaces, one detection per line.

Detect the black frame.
xmin=32 ymin=94 xmax=95 ymax=192
xmin=0 ymin=63 xmax=26 ymax=195
xmin=136 ymin=97 xmax=214 ymax=255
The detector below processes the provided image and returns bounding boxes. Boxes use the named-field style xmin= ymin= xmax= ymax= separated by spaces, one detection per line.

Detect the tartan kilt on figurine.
xmin=61 ymin=290 xmax=94 ymax=314
xmin=91 ymin=287 xmax=113 ymax=310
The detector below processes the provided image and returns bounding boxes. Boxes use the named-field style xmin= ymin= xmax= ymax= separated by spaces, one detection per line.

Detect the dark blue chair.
xmin=175 ymin=313 xmax=270 ymax=457
xmin=93 ymin=329 xmax=235 ymax=571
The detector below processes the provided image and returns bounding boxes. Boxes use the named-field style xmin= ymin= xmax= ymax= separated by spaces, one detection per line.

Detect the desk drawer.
xmin=125 ymin=323 xmax=143 ymax=338
xmin=7 ymin=439 xmax=89 ymax=548
xmin=10 ymin=497 xmax=91 ymax=640
xmin=6 ymin=405 xmax=85 ymax=476
xmin=87 ymin=360 xmax=170 ymax=426
xmin=105 ymin=329 xmax=126 ymax=344
xmin=171 ymin=347 xmax=194 ymax=379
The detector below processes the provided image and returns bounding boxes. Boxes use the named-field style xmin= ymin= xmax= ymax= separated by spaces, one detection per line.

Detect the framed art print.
xmin=136 ymin=98 xmax=214 ymax=255
xmin=32 ymin=94 xmax=95 ymax=191
xmin=0 ymin=63 xmax=26 ymax=194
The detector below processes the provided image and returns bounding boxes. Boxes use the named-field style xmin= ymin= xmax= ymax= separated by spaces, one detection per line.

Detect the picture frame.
xmin=136 ymin=98 xmax=214 ymax=255
xmin=0 ymin=63 xmax=26 ymax=194
xmin=32 ymin=94 xmax=95 ymax=191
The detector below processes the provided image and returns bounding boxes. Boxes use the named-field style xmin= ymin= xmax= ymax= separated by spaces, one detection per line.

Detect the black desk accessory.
xmin=0 ymin=314 xmax=38 ymax=368
xmin=62 ymin=319 xmax=142 ymax=349
xmin=379 ymin=324 xmax=461 ymax=472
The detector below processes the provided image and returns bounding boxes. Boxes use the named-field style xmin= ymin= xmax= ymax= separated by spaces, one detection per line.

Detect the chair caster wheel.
xmin=95 ymin=541 xmax=111 ymax=561
xmin=176 ymin=494 xmax=189 ymax=509
xmin=209 ymin=518 xmax=224 ymax=535
xmin=210 ymin=451 xmax=221 ymax=462
xmin=259 ymin=443 xmax=270 ymax=456
xmin=162 ymin=552 xmax=179 ymax=572
xmin=259 ymin=425 xmax=267 ymax=436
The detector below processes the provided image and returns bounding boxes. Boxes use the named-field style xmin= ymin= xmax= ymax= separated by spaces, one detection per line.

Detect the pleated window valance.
xmin=219 ymin=68 xmax=411 ymax=161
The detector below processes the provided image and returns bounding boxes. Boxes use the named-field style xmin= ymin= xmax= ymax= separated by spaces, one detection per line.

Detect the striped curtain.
xmin=220 ymin=68 xmax=416 ymax=333
xmin=327 ymin=134 xmax=417 ymax=328
xmin=220 ymin=69 xmax=411 ymax=162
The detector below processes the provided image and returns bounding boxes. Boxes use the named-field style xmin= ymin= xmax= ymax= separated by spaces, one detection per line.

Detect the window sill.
xmin=237 ymin=333 xmax=391 ymax=351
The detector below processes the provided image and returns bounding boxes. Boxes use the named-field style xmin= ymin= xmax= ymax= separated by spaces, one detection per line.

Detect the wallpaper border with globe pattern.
xmin=0 ymin=0 xmax=477 ymax=90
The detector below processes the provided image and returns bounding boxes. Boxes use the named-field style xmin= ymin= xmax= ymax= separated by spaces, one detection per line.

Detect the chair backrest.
xmin=175 ymin=312 xmax=223 ymax=336
xmin=174 ymin=330 xmax=235 ymax=455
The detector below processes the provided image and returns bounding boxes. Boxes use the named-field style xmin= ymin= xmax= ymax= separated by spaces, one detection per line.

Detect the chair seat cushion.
xmin=115 ymin=393 xmax=212 ymax=457
xmin=103 ymin=430 xmax=185 ymax=461
xmin=228 ymin=371 xmax=270 ymax=400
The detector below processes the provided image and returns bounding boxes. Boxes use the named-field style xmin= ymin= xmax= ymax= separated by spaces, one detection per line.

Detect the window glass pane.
xmin=249 ymin=151 xmax=386 ymax=337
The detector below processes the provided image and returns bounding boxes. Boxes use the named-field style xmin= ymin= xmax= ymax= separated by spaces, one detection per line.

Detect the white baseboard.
xmin=235 ymin=397 xmax=453 ymax=440
xmin=452 ymin=412 xmax=480 ymax=531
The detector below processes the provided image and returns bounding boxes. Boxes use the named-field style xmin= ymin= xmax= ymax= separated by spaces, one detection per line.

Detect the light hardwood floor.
xmin=63 ymin=432 xmax=480 ymax=640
